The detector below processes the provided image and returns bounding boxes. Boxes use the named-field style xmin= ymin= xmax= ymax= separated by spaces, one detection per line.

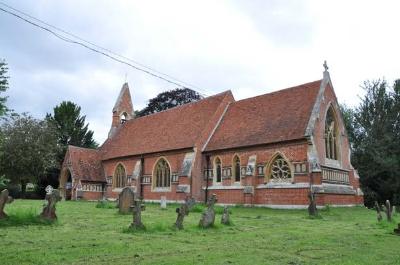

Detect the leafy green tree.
xmin=136 ymin=88 xmax=203 ymax=117
xmin=350 ymin=79 xmax=400 ymax=207
xmin=0 ymin=59 xmax=9 ymax=116
xmin=0 ymin=113 xmax=58 ymax=197
xmin=46 ymin=101 xmax=97 ymax=162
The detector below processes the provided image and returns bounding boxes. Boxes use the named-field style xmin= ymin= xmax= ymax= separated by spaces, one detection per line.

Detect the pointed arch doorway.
xmin=60 ymin=168 xmax=73 ymax=200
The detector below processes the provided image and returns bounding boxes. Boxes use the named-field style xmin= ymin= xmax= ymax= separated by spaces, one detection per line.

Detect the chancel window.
xmin=154 ymin=158 xmax=171 ymax=188
xmin=215 ymin=157 xmax=222 ymax=183
xmin=113 ymin=164 xmax=126 ymax=188
xmin=233 ymin=155 xmax=241 ymax=182
xmin=325 ymin=107 xmax=338 ymax=160
xmin=269 ymin=155 xmax=292 ymax=182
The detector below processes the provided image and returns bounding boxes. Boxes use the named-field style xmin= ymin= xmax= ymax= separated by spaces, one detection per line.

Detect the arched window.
xmin=154 ymin=158 xmax=171 ymax=188
xmin=120 ymin=112 xmax=128 ymax=124
xmin=268 ymin=155 xmax=292 ymax=182
xmin=233 ymin=155 xmax=241 ymax=182
xmin=325 ymin=107 xmax=338 ymax=160
xmin=113 ymin=164 xmax=126 ymax=188
xmin=214 ymin=157 xmax=222 ymax=183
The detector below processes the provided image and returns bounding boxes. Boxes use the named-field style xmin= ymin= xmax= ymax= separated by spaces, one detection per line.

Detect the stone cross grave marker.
xmin=221 ymin=206 xmax=231 ymax=225
xmin=199 ymin=194 xmax=217 ymax=228
xmin=45 ymin=185 xmax=54 ymax=195
xmin=0 ymin=189 xmax=14 ymax=219
xmin=118 ymin=187 xmax=136 ymax=214
xmin=130 ymin=199 xmax=146 ymax=230
xmin=160 ymin=196 xmax=167 ymax=209
xmin=174 ymin=196 xmax=195 ymax=230
xmin=40 ymin=187 xmax=62 ymax=221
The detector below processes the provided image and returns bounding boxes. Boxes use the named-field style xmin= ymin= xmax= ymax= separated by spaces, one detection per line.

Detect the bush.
xmin=363 ymin=187 xmax=378 ymax=208
xmin=6 ymin=184 xmax=21 ymax=198
xmin=0 ymin=175 xmax=9 ymax=191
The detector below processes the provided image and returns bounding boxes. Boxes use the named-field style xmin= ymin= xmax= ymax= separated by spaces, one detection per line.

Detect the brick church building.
xmin=59 ymin=65 xmax=364 ymax=208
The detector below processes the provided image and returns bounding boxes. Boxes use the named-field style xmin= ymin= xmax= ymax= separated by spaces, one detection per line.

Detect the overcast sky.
xmin=1 ymin=0 xmax=399 ymax=143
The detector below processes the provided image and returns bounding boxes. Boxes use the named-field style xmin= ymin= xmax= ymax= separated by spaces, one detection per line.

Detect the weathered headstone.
xmin=221 ymin=206 xmax=231 ymax=225
xmin=384 ymin=200 xmax=392 ymax=222
xmin=374 ymin=201 xmax=382 ymax=222
xmin=130 ymin=199 xmax=146 ymax=230
xmin=199 ymin=194 xmax=217 ymax=228
xmin=308 ymin=191 xmax=318 ymax=217
xmin=394 ymin=223 xmax=400 ymax=235
xmin=0 ymin=189 xmax=14 ymax=219
xmin=160 ymin=196 xmax=167 ymax=210
xmin=118 ymin=187 xmax=136 ymax=214
xmin=40 ymin=186 xmax=62 ymax=220
xmin=174 ymin=197 xmax=195 ymax=230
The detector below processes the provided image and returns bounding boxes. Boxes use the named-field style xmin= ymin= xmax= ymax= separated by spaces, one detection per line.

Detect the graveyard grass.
xmin=1 ymin=200 xmax=399 ymax=265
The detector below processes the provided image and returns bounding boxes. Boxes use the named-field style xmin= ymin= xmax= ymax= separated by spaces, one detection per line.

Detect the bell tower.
xmin=108 ymin=82 xmax=134 ymax=138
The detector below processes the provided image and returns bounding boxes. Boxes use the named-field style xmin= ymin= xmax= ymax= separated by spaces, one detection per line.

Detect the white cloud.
xmin=1 ymin=0 xmax=400 ymax=143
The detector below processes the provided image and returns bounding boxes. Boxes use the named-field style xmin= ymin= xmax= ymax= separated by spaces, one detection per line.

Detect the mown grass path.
xmin=0 ymin=200 xmax=399 ymax=265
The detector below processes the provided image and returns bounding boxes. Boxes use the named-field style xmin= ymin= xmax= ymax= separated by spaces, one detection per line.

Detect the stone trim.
xmin=256 ymin=182 xmax=310 ymax=189
xmin=202 ymin=185 xmax=245 ymax=190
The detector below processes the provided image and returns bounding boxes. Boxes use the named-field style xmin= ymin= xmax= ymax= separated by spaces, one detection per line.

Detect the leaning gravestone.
xmin=40 ymin=186 xmax=62 ymax=221
xmin=199 ymin=194 xmax=217 ymax=228
xmin=118 ymin=187 xmax=136 ymax=214
xmin=130 ymin=199 xmax=146 ymax=230
xmin=174 ymin=197 xmax=195 ymax=230
xmin=221 ymin=206 xmax=231 ymax=225
xmin=160 ymin=196 xmax=167 ymax=210
xmin=374 ymin=201 xmax=382 ymax=222
xmin=0 ymin=189 xmax=14 ymax=219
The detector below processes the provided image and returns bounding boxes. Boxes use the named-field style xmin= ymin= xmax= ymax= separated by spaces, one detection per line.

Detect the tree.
xmin=0 ymin=113 xmax=58 ymax=197
xmin=46 ymin=101 xmax=97 ymax=163
xmin=350 ymin=79 xmax=400 ymax=207
xmin=0 ymin=59 xmax=9 ymax=116
xmin=136 ymin=88 xmax=203 ymax=117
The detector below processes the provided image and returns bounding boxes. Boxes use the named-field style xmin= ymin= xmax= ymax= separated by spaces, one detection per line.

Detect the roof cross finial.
xmin=323 ymin=60 xmax=329 ymax=72
xmin=124 ymin=72 xmax=128 ymax=83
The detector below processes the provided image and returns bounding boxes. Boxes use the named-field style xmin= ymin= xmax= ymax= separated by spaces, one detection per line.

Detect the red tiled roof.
xmin=65 ymin=146 xmax=105 ymax=182
xmin=100 ymin=91 xmax=233 ymax=160
xmin=203 ymin=80 xmax=322 ymax=151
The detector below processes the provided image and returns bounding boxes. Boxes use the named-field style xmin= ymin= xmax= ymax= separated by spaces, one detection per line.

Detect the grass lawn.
xmin=0 ymin=200 xmax=399 ymax=265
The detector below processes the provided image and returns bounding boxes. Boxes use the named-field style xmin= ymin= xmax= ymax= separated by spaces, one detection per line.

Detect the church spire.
xmin=108 ymin=82 xmax=134 ymax=138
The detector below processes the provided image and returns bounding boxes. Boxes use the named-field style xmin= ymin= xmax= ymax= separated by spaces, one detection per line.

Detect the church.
xmin=59 ymin=64 xmax=364 ymax=208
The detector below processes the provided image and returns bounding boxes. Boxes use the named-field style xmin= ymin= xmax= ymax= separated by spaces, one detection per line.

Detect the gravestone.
xmin=374 ymin=201 xmax=382 ymax=222
xmin=0 ymin=189 xmax=14 ymax=219
xmin=160 ymin=196 xmax=167 ymax=209
xmin=174 ymin=197 xmax=195 ymax=230
xmin=40 ymin=186 xmax=62 ymax=220
xmin=308 ymin=191 xmax=318 ymax=217
xmin=384 ymin=200 xmax=392 ymax=221
xmin=118 ymin=187 xmax=136 ymax=214
xmin=199 ymin=194 xmax=217 ymax=228
xmin=394 ymin=223 xmax=400 ymax=235
xmin=130 ymin=199 xmax=146 ymax=230
xmin=221 ymin=206 xmax=231 ymax=225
